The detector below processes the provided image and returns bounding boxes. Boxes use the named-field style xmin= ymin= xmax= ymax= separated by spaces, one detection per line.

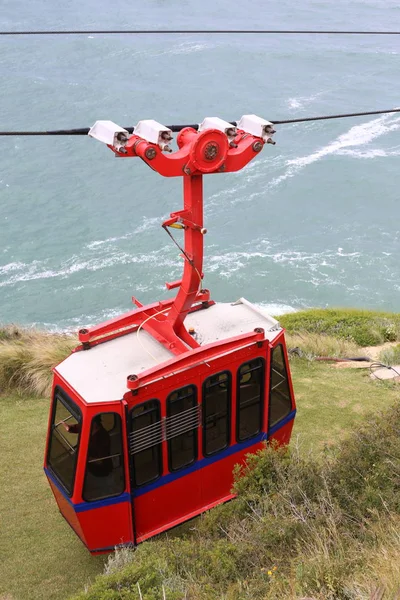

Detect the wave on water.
xmin=85 ymin=215 xmax=165 ymax=249
xmin=256 ymin=302 xmax=297 ymax=316
xmin=271 ymin=113 xmax=400 ymax=186
xmin=0 ymin=261 xmax=30 ymax=275
xmin=0 ymin=246 xmax=179 ymax=288
xmin=167 ymin=42 xmax=212 ymax=55
xmin=337 ymin=147 xmax=400 ymax=159
xmin=286 ymin=90 xmax=330 ymax=111
xmin=150 ymin=42 xmax=215 ymax=58
xmin=206 ymin=155 xmax=285 ymax=213
xmin=36 ymin=307 xmax=128 ymax=333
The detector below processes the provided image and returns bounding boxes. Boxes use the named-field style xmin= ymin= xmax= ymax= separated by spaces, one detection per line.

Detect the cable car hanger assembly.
xmin=77 ymin=114 xmax=275 ymax=365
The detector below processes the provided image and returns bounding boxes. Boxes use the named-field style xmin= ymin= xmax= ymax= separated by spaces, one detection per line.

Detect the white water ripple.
xmin=85 ymin=215 xmax=165 ymax=250
xmin=271 ymin=113 xmax=400 ymax=186
xmin=0 ymin=247 xmax=178 ymax=288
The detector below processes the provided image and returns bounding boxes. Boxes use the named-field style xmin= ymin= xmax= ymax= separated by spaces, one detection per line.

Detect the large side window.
xmin=269 ymin=345 xmax=293 ymax=429
xmin=203 ymin=372 xmax=231 ymax=456
xmin=167 ymin=385 xmax=198 ymax=471
xmin=47 ymin=387 xmax=82 ymax=495
xmin=82 ymin=413 xmax=125 ymax=502
xmin=130 ymin=400 xmax=162 ymax=487
xmin=237 ymin=358 xmax=264 ymax=442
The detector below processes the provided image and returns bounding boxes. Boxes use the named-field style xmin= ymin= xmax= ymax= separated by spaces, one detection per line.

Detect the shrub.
xmin=72 ymin=402 xmax=400 ymax=600
xmin=279 ymin=308 xmax=400 ymax=346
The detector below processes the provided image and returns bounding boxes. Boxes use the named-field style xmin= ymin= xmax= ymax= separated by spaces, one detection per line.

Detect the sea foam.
xmin=271 ymin=113 xmax=400 ymax=186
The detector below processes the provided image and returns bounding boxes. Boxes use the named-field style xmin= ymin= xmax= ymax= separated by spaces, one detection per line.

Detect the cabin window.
xmin=237 ymin=358 xmax=264 ymax=442
xmin=167 ymin=385 xmax=198 ymax=471
xmin=82 ymin=413 xmax=125 ymax=502
xmin=47 ymin=387 xmax=82 ymax=495
xmin=203 ymin=372 xmax=231 ymax=456
xmin=130 ymin=400 xmax=162 ymax=487
xmin=269 ymin=344 xmax=292 ymax=428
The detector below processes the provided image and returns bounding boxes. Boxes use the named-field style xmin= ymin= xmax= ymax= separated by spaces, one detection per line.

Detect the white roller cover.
xmin=88 ymin=120 xmax=129 ymax=145
xmin=237 ymin=114 xmax=275 ymax=142
xmin=134 ymin=119 xmax=172 ymax=146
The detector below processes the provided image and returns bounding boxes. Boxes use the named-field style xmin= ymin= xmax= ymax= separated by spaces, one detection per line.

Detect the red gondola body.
xmin=44 ymin=117 xmax=296 ymax=553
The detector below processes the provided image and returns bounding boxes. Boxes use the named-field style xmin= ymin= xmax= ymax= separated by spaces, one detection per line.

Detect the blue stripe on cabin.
xmin=44 ymin=410 xmax=296 ymax=510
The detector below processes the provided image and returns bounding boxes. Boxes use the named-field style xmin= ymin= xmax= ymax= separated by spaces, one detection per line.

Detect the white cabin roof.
xmin=55 ymin=298 xmax=282 ymax=404
xmin=185 ymin=298 xmax=281 ymax=345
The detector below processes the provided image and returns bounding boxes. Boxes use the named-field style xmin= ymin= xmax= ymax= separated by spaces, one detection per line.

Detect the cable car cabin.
xmin=44 ymin=300 xmax=295 ymax=554
xmin=44 ymin=114 xmax=296 ymax=553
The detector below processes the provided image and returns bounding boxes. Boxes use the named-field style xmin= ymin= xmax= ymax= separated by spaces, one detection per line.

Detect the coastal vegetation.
xmin=0 ymin=326 xmax=76 ymax=397
xmin=279 ymin=307 xmax=400 ymax=347
xmin=0 ymin=308 xmax=399 ymax=599
xmin=73 ymin=402 xmax=400 ymax=600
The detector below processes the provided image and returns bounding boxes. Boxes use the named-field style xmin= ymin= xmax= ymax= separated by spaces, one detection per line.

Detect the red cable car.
xmin=44 ymin=115 xmax=296 ymax=554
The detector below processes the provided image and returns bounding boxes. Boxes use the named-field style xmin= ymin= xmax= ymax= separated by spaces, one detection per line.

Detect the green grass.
xmin=1 ymin=359 xmax=398 ymax=600
xmin=0 ymin=394 xmax=106 ymax=600
xmin=279 ymin=308 xmax=400 ymax=346
xmin=289 ymin=359 xmax=398 ymax=451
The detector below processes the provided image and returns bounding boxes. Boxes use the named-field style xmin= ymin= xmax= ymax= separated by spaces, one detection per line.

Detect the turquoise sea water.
xmin=1 ymin=1 xmax=399 ymax=330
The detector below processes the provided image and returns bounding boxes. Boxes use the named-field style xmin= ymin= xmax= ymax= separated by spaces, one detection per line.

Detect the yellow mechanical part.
xmin=169 ymin=223 xmax=185 ymax=229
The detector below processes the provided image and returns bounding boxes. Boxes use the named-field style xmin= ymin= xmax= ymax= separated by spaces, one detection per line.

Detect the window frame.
xmin=268 ymin=343 xmax=293 ymax=430
xmin=166 ymin=384 xmax=198 ymax=472
xmin=82 ymin=411 xmax=126 ymax=503
xmin=202 ymin=371 xmax=232 ymax=457
xmin=236 ymin=357 xmax=265 ymax=443
xmin=130 ymin=399 xmax=163 ymax=489
xmin=47 ymin=386 xmax=82 ymax=497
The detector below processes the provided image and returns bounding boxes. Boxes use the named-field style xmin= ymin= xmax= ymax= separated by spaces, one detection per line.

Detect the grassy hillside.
xmin=72 ymin=402 xmax=400 ymax=600
xmin=0 ymin=310 xmax=399 ymax=600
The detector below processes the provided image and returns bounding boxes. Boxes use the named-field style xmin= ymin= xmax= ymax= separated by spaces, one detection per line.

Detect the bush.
xmin=72 ymin=402 xmax=400 ymax=600
xmin=279 ymin=308 xmax=400 ymax=346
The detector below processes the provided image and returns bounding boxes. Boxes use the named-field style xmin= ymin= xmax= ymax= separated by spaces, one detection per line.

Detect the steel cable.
xmin=1 ymin=108 xmax=400 ymax=136
xmin=2 ymin=29 xmax=400 ymax=35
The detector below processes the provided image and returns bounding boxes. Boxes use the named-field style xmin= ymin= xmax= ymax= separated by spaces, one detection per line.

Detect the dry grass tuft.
xmin=286 ymin=332 xmax=363 ymax=359
xmin=378 ymin=344 xmax=400 ymax=367
xmin=0 ymin=327 xmax=76 ymax=397
xmin=344 ymin=517 xmax=400 ymax=599
xmin=103 ymin=546 xmax=136 ymax=576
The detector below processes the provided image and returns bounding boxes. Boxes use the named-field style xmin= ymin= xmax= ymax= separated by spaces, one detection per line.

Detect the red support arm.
xmin=103 ymin=126 xmax=267 ymax=352
xmin=166 ymin=175 xmax=204 ymax=339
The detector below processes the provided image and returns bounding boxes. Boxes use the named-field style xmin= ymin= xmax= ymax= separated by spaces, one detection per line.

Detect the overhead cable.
xmin=0 ymin=108 xmax=400 ymax=137
xmin=1 ymin=29 xmax=400 ymax=35
xmin=273 ymin=108 xmax=400 ymax=125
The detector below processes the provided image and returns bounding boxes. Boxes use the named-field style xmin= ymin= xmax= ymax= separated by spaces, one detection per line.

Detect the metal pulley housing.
xmin=189 ymin=129 xmax=229 ymax=173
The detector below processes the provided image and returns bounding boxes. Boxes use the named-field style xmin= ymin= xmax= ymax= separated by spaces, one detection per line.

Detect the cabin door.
xmin=128 ymin=385 xmax=202 ymax=543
